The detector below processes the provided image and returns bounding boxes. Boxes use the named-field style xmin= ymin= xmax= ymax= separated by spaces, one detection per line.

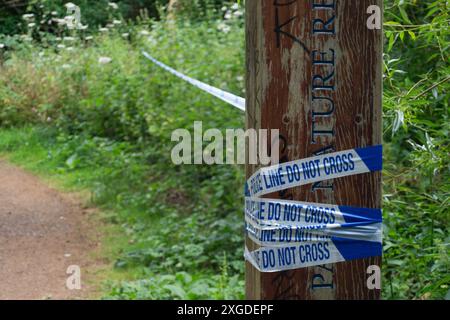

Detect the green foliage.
xmin=0 ymin=1 xmax=245 ymax=300
xmin=0 ymin=0 xmax=114 ymax=35
xmin=0 ymin=0 xmax=236 ymax=35
xmin=382 ymin=0 xmax=449 ymax=300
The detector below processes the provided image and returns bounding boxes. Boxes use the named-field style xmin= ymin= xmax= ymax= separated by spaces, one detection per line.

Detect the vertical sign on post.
xmin=245 ymin=0 xmax=383 ymax=299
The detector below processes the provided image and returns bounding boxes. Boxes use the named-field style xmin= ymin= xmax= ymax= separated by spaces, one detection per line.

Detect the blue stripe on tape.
xmin=331 ymin=237 xmax=382 ymax=261
xmin=339 ymin=206 xmax=382 ymax=224
xmin=355 ymin=145 xmax=383 ymax=172
xmin=244 ymin=183 xmax=250 ymax=197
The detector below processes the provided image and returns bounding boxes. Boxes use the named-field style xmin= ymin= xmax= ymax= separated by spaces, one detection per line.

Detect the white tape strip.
xmin=244 ymin=237 xmax=383 ymax=273
xmin=245 ymin=197 xmax=382 ymax=229
xmin=142 ymin=51 xmax=246 ymax=112
xmin=245 ymin=146 xmax=382 ymax=198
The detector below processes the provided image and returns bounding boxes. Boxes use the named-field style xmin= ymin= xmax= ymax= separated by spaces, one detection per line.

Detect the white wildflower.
xmin=78 ymin=24 xmax=88 ymax=30
xmin=234 ymin=10 xmax=243 ymax=17
xmin=221 ymin=6 xmax=227 ymax=11
xmin=108 ymin=2 xmax=119 ymax=10
xmin=57 ymin=44 xmax=66 ymax=49
xmin=218 ymin=23 xmax=231 ymax=33
xmin=54 ymin=18 xmax=66 ymax=26
xmin=66 ymin=47 xmax=74 ymax=51
xmin=121 ymin=33 xmax=129 ymax=38
xmin=65 ymin=2 xmax=77 ymax=10
xmin=231 ymin=3 xmax=239 ymax=10
xmin=28 ymin=23 xmax=36 ymax=28
xmin=224 ymin=12 xmax=232 ymax=20
xmin=99 ymin=57 xmax=112 ymax=65
xmin=85 ymin=36 xmax=94 ymax=41
xmin=63 ymin=36 xmax=75 ymax=42
xmin=99 ymin=27 xmax=109 ymax=32
xmin=113 ymin=20 xmax=122 ymax=25
xmin=139 ymin=30 xmax=150 ymax=36
xmin=51 ymin=11 xmax=58 ymax=16
xmin=62 ymin=64 xmax=71 ymax=69
xmin=0 ymin=44 xmax=4 ymax=49
xmin=22 ymin=14 xmax=34 ymax=20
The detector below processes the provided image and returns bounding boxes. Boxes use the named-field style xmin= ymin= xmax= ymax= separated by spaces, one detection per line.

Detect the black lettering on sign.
xmin=310 ymin=1 xmax=337 ymax=294
xmin=274 ymin=0 xmax=310 ymax=53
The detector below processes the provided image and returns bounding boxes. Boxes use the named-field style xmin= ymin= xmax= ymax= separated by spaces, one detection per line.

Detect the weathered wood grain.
xmin=245 ymin=0 xmax=383 ymax=300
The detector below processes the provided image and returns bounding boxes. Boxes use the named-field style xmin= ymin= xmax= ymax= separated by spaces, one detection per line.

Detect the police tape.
xmin=245 ymin=145 xmax=383 ymax=198
xmin=245 ymin=198 xmax=382 ymax=229
xmin=142 ymin=51 xmax=246 ymax=112
xmin=246 ymin=220 xmax=383 ymax=246
xmin=245 ymin=145 xmax=383 ymax=272
xmin=245 ymin=236 xmax=383 ymax=273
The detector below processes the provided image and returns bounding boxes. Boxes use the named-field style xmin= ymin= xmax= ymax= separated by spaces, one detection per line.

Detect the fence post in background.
xmin=245 ymin=0 xmax=383 ymax=299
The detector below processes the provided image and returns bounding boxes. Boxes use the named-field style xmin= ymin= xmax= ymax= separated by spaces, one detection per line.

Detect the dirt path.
xmin=0 ymin=160 xmax=100 ymax=300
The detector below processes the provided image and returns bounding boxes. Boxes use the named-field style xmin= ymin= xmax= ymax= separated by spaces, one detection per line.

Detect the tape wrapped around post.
xmin=244 ymin=145 xmax=383 ymax=272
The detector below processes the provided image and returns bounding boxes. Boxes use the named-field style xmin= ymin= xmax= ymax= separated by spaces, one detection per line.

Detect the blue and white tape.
xmin=142 ymin=51 xmax=246 ymax=111
xmin=245 ymin=198 xmax=382 ymax=229
xmin=245 ymin=145 xmax=383 ymax=198
xmin=245 ymin=237 xmax=383 ymax=273
xmin=245 ymin=145 xmax=383 ymax=272
xmin=246 ymin=221 xmax=383 ymax=246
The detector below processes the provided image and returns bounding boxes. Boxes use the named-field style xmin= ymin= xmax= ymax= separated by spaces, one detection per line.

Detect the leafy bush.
xmin=381 ymin=0 xmax=449 ymax=299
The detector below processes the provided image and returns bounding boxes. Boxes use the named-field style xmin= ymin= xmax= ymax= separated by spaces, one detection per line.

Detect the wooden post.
xmin=245 ymin=0 xmax=383 ymax=299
